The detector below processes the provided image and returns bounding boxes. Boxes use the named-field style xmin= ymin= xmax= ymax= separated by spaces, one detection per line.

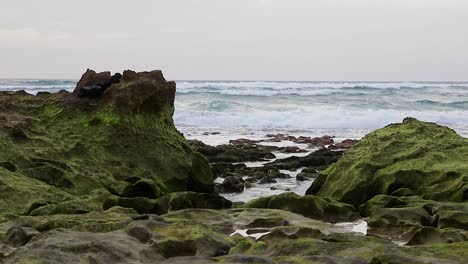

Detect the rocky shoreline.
xmin=0 ymin=70 xmax=467 ymax=263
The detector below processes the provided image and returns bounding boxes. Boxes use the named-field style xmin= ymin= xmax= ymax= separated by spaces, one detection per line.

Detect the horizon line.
xmin=1 ymin=77 xmax=468 ymax=83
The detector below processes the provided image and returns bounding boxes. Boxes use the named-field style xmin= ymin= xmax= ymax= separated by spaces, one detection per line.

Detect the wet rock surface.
xmin=265 ymin=147 xmax=344 ymax=170
xmin=5 ymin=208 xmax=462 ymax=263
xmin=189 ymin=135 xmax=346 ymax=199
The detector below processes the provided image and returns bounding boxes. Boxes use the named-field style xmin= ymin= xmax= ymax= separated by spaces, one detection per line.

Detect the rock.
xmin=296 ymin=168 xmax=318 ymax=181
xmin=265 ymin=133 xmax=297 ymax=142
xmin=0 ymin=242 xmax=14 ymax=259
xmin=210 ymin=162 xmax=247 ymax=178
xmin=406 ymin=226 xmax=468 ymax=245
xmin=3 ymin=229 xmax=165 ymax=264
xmin=328 ymin=139 xmax=359 ymax=150
xmin=190 ymin=137 xmax=306 ymax=164
xmin=126 ymin=225 xmax=152 ymax=243
xmin=212 ymin=165 xmax=289 ymax=185
xmin=278 ymin=146 xmax=308 ymax=153
xmin=0 ymin=69 xmax=216 ymax=226
xmin=77 ymin=84 xmax=104 ymax=98
xmin=259 ymin=177 xmax=277 ymax=184
xmin=218 ymin=176 xmax=245 ymax=193
xmin=435 ymin=203 xmax=468 ymax=230
xmin=229 ymin=138 xmax=261 ymax=145
xmin=390 ymin=188 xmax=416 ymax=197
xmin=294 ymin=135 xmax=334 ymax=147
xmin=161 ymin=256 xmax=216 ymax=264
xmin=266 ymin=147 xmax=344 ymax=170
xmin=0 ymin=161 xmax=16 ymax=172
xmin=4 ymin=207 xmax=466 ymax=263
xmin=72 ymin=69 xmax=111 ymax=96
xmin=154 ymin=192 xmax=232 ymax=214
xmin=370 ymin=252 xmax=467 ymax=264
xmin=242 ymin=192 xmax=359 ymax=222
xmin=359 ymin=195 xmax=468 ymax=242
xmin=218 ymin=254 xmax=273 ymax=263
xmin=307 ymin=118 xmax=468 ymax=207
xmin=188 ymin=139 xmax=276 ymax=163
xmin=5 ymin=226 xmax=40 ymax=247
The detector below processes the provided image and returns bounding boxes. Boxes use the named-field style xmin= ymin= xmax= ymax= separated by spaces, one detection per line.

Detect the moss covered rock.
xmin=307 ymin=118 xmax=468 ymax=206
xmin=0 ymin=69 xmax=216 ymax=220
xmin=242 ymin=192 xmax=358 ymax=222
xmin=359 ymin=195 xmax=468 ymax=243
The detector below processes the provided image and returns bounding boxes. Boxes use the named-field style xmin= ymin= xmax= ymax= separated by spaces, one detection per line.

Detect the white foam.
xmin=175 ymin=108 xmax=468 ymax=135
xmin=230 ymin=229 xmax=271 ymax=240
xmin=177 ymin=81 xmax=468 ymax=91
xmin=334 ymin=220 xmax=368 ymax=235
xmin=219 ymin=169 xmax=311 ymax=203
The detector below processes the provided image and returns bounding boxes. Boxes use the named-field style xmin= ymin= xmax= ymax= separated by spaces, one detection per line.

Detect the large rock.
xmin=0 ymin=69 xmax=216 ymax=219
xmin=242 ymin=192 xmax=359 ymax=222
xmin=307 ymin=118 xmax=468 ymax=206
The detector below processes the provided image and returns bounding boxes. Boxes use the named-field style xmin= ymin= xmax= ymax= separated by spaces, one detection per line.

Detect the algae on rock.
xmin=307 ymin=118 xmax=468 ymax=206
xmin=0 ymin=69 xmax=219 ymax=219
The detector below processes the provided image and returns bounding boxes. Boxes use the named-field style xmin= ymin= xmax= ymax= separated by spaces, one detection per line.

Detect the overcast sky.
xmin=1 ymin=0 xmax=467 ymax=81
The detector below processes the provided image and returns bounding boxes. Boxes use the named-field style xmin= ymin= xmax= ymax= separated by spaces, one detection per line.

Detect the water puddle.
xmin=219 ymin=168 xmax=313 ymax=203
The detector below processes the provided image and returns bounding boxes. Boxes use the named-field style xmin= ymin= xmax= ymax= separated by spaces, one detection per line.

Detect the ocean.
xmin=1 ymin=79 xmax=468 ymax=141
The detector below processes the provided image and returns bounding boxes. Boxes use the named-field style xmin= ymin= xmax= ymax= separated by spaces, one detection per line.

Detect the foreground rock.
xmin=242 ymin=192 xmax=359 ymax=222
xmin=0 ymin=69 xmax=235 ymax=262
xmin=0 ymin=69 xmax=229 ymax=223
xmin=3 ymin=208 xmax=467 ymax=263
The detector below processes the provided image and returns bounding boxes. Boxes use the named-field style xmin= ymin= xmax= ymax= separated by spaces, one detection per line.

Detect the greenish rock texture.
xmin=307 ymin=117 xmax=468 ymax=206
xmin=305 ymin=118 xmax=468 ymax=246
xmin=0 ymin=69 xmax=224 ymax=219
xmin=242 ymin=192 xmax=359 ymax=222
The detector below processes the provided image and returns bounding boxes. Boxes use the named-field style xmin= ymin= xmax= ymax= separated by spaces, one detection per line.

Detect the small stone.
xmin=6 ymin=226 xmax=40 ymax=247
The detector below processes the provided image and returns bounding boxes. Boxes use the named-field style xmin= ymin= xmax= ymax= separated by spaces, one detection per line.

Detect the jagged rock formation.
xmin=0 ymin=69 xmax=229 ymax=221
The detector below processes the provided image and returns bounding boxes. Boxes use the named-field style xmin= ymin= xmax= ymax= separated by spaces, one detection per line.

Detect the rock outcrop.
xmin=306 ymin=118 xmax=468 ymax=244
xmin=307 ymin=118 xmax=468 ymax=205
xmin=0 ymin=69 xmax=227 ymax=221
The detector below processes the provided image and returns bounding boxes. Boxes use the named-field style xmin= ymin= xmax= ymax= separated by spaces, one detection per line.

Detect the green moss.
xmin=0 ymin=75 xmax=214 ymax=224
xmin=8 ymin=207 xmax=136 ymax=232
xmin=308 ymin=118 xmax=468 ymax=207
xmin=242 ymin=192 xmax=358 ymax=222
xmin=43 ymin=105 xmax=63 ymax=118
xmin=95 ymin=107 xmax=120 ymax=125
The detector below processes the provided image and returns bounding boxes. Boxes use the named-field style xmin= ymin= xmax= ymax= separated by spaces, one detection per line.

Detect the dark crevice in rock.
xmin=0 ymin=161 xmax=16 ymax=172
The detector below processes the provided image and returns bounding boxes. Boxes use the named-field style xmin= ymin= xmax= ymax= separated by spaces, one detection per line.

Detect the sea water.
xmin=174 ymin=81 xmax=468 ymax=138
xmin=1 ymin=79 xmax=467 ymax=138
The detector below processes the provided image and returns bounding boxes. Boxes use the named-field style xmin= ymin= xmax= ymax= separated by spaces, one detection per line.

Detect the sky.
xmin=0 ymin=0 xmax=467 ymax=81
